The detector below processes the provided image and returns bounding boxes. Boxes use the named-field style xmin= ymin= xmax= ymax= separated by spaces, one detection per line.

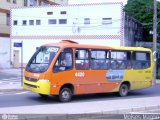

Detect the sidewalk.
xmin=0 ymin=68 xmax=22 ymax=76
xmin=0 ymin=68 xmax=23 ymax=92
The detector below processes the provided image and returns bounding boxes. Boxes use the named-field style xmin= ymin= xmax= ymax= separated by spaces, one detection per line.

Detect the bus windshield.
xmin=26 ymin=46 xmax=59 ymax=73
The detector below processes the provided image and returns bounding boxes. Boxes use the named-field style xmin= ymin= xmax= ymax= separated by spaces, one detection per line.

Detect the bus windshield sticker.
xmin=47 ymin=48 xmax=59 ymax=52
xmin=106 ymin=70 xmax=125 ymax=81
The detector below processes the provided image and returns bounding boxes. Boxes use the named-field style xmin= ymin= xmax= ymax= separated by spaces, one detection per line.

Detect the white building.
xmin=11 ymin=3 xmax=124 ymax=67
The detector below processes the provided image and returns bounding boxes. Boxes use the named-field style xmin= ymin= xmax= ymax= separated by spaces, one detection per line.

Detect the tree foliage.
xmin=124 ymin=0 xmax=160 ymax=42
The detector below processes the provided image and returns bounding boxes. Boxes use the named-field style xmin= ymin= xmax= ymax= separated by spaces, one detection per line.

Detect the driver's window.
xmin=53 ymin=48 xmax=73 ymax=72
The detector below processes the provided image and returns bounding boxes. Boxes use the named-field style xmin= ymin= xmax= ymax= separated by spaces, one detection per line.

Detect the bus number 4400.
xmin=75 ymin=72 xmax=85 ymax=77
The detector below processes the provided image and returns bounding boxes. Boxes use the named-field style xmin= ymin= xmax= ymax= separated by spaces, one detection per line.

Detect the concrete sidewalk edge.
xmin=101 ymin=105 xmax=160 ymax=114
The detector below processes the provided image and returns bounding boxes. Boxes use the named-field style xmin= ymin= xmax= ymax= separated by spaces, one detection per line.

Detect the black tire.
xmin=59 ymin=88 xmax=72 ymax=102
xmin=119 ymin=84 xmax=129 ymax=97
xmin=39 ymin=94 xmax=49 ymax=98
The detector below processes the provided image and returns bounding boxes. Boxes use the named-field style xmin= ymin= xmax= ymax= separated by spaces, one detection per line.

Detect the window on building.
xmin=102 ymin=18 xmax=112 ymax=25
xmin=48 ymin=19 xmax=57 ymax=24
xmin=24 ymin=0 xmax=27 ymax=6
xmin=13 ymin=20 xmax=18 ymax=26
xmin=111 ymin=51 xmax=131 ymax=69
xmin=13 ymin=0 xmax=17 ymax=4
xmin=60 ymin=11 xmax=67 ymax=15
xmin=75 ymin=49 xmax=89 ymax=70
xmin=29 ymin=20 xmax=34 ymax=25
xmin=41 ymin=1 xmax=49 ymax=6
xmin=84 ymin=18 xmax=90 ymax=24
xmin=59 ymin=19 xmax=67 ymax=24
xmin=6 ymin=13 xmax=10 ymax=26
xmin=36 ymin=20 xmax=41 ymax=25
xmin=91 ymin=50 xmax=110 ymax=70
xmin=30 ymin=0 xmax=38 ymax=6
xmin=22 ymin=20 xmax=27 ymax=26
xmin=132 ymin=52 xmax=150 ymax=69
xmin=47 ymin=12 xmax=53 ymax=15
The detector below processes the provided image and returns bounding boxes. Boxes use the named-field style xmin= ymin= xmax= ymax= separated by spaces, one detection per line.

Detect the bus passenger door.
xmin=131 ymin=52 xmax=152 ymax=89
xmin=51 ymin=48 xmax=75 ymax=95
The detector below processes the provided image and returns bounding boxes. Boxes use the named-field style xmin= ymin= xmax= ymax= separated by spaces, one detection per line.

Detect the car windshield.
xmin=26 ymin=46 xmax=59 ymax=73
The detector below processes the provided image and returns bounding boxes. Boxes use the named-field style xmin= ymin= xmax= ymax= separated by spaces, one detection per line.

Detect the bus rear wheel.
xmin=59 ymin=87 xmax=72 ymax=102
xmin=119 ymin=84 xmax=129 ymax=97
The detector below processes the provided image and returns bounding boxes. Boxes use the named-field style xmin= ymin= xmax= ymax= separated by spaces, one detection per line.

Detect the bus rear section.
xmin=23 ymin=40 xmax=154 ymax=102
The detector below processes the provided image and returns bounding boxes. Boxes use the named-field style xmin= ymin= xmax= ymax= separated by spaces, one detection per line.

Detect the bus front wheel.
xmin=59 ymin=87 xmax=72 ymax=102
xmin=119 ymin=84 xmax=129 ymax=97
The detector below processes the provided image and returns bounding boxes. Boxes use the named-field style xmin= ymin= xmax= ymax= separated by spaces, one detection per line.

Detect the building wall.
xmin=11 ymin=3 xmax=123 ymax=67
xmin=0 ymin=0 xmax=24 ymax=68
xmin=0 ymin=37 xmax=10 ymax=68
xmin=23 ymin=0 xmax=68 ymax=6
xmin=0 ymin=12 xmax=9 ymax=34
xmin=54 ymin=0 xmax=68 ymax=5
xmin=11 ymin=4 xmax=122 ymax=36
xmin=0 ymin=0 xmax=23 ymax=10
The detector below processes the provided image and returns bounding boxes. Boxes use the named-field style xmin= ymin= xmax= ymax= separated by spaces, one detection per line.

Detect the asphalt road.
xmin=0 ymin=85 xmax=159 ymax=108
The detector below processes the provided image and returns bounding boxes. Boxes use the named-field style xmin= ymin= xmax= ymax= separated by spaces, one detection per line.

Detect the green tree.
xmin=124 ymin=0 xmax=160 ymax=42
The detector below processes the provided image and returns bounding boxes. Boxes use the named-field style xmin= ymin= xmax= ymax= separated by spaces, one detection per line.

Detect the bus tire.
xmin=59 ymin=87 xmax=72 ymax=102
xmin=39 ymin=94 xmax=48 ymax=98
xmin=119 ymin=84 xmax=129 ymax=97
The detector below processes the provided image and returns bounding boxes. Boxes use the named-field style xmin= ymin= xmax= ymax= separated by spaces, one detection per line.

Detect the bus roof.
xmin=43 ymin=40 xmax=151 ymax=52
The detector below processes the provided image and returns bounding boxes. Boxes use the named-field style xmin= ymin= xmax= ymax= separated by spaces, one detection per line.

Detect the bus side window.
xmin=132 ymin=52 xmax=150 ymax=69
xmin=75 ymin=49 xmax=89 ymax=70
xmin=91 ymin=50 xmax=110 ymax=70
xmin=53 ymin=48 xmax=73 ymax=72
xmin=111 ymin=51 xmax=131 ymax=70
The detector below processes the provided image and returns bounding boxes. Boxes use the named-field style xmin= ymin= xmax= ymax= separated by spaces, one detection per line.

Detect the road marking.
xmin=16 ymin=91 xmax=30 ymax=95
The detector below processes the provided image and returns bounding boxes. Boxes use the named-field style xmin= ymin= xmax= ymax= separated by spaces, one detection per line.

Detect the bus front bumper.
xmin=23 ymin=79 xmax=50 ymax=95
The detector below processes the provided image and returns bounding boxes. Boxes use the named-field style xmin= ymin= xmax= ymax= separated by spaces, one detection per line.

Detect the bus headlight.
xmin=38 ymin=79 xmax=50 ymax=82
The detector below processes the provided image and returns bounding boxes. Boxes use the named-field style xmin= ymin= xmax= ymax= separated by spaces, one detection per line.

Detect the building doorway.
xmin=13 ymin=50 xmax=19 ymax=68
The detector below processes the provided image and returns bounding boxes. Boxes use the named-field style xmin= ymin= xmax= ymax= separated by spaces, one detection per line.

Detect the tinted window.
xmin=91 ymin=50 xmax=110 ymax=70
xmin=54 ymin=48 xmax=73 ymax=72
xmin=111 ymin=51 xmax=131 ymax=69
xmin=132 ymin=52 xmax=150 ymax=69
xmin=75 ymin=49 xmax=89 ymax=70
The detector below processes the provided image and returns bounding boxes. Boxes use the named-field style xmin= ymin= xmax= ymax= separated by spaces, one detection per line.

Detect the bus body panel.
xmin=23 ymin=40 xmax=154 ymax=98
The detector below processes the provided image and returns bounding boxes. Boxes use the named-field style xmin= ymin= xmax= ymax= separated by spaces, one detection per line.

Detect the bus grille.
xmin=25 ymin=76 xmax=38 ymax=82
xmin=24 ymin=83 xmax=37 ymax=88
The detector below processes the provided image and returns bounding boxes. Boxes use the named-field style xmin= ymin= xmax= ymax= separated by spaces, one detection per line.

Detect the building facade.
xmin=23 ymin=0 xmax=68 ymax=6
xmin=10 ymin=2 xmax=145 ymax=68
xmin=0 ymin=0 xmax=67 ymax=68
xmin=11 ymin=3 xmax=124 ymax=67
xmin=0 ymin=0 xmax=24 ymax=68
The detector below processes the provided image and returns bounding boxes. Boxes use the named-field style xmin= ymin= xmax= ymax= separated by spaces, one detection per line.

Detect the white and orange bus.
xmin=23 ymin=40 xmax=154 ymax=102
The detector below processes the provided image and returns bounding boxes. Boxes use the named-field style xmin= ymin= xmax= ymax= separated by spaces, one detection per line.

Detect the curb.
xmin=102 ymin=105 xmax=160 ymax=114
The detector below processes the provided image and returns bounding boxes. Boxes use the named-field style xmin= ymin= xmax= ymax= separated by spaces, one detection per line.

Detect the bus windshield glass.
xmin=26 ymin=46 xmax=59 ymax=73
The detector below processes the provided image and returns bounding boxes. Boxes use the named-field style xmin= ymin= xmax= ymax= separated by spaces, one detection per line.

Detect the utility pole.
xmin=153 ymin=0 xmax=157 ymax=85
